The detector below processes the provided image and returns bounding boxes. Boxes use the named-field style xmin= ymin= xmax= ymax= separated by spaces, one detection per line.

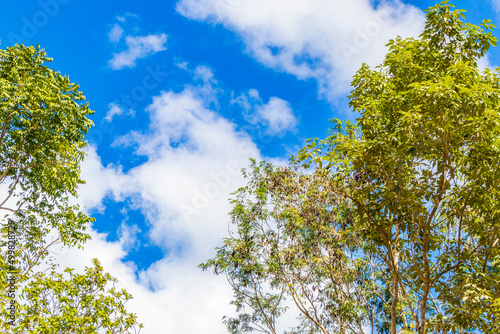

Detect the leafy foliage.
xmin=9 ymin=259 xmax=141 ymax=334
xmin=203 ymin=2 xmax=500 ymax=333
xmin=0 ymin=45 xmax=142 ymax=333
xmin=201 ymin=160 xmax=381 ymax=333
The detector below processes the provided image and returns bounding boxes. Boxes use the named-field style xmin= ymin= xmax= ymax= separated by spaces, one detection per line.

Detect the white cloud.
xmin=109 ymin=33 xmax=168 ymax=70
xmin=175 ymin=59 xmax=189 ymax=70
xmin=116 ymin=13 xmax=139 ymax=23
xmin=77 ymin=145 xmax=128 ymax=212
xmin=108 ymin=23 xmax=124 ymax=43
xmin=176 ymin=0 xmax=426 ymax=100
xmin=104 ymin=102 xmax=126 ymax=122
xmin=233 ymin=89 xmax=297 ymax=135
xmin=57 ymin=69 xmax=263 ymax=333
xmin=257 ymin=97 xmax=297 ymax=135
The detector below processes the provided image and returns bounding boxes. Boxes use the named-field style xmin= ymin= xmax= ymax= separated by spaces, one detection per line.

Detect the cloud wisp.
xmin=107 ymin=15 xmax=168 ymax=70
xmin=104 ymin=102 xmax=130 ymax=122
xmin=109 ymin=34 xmax=168 ymax=70
xmin=176 ymin=0 xmax=426 ymax=100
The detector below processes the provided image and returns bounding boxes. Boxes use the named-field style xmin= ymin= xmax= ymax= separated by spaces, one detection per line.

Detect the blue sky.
xmin=2 ymin=0 xmax=500 ymax=332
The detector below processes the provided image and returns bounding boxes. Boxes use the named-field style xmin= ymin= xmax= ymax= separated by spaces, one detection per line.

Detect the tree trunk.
xmin=391 ymin=251 xmax=400 ymax=334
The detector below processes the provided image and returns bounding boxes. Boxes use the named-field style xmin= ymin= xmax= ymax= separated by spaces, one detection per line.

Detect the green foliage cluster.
xmin=201 ymin=160 xmax=381 ymax=333
xmin=15 ymin=259 xmax=138 ymax=334
xmin=202 ymin=2 xmax=500 ymax=333
xmin=0 ymin=45 xmax=142 ymax=333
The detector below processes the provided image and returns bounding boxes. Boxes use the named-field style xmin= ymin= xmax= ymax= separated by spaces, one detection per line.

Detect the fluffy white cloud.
xmin=257 ymin=96 xmax=296 ymax=135
xmin=109 ymin=33 xmax=168 ymax=70
xmin=176 ymin=0 xmax=426 ymax=100
xmin=57 ymin=70 xmax=263 ymax=333
xmin=77 ymin=145 xmax=128 ymax=212
xmin=104 ymin=102 xmax=125 ymax=122
xmin=117 ymin=87 xmax=260 ymax=251
xmin=233 ymin=88 xmax=297 ymax=135
xmin=108 ymin=23 xmax=124 ymax=43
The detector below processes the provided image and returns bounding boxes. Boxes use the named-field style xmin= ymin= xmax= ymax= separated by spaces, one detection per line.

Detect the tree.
xmin=201 ymin=2 xmax=500 ymax=333
xmin=0 ymin=45 xmax=142 ymax=333
xmin=201 ymin=160 xmax=384 ymax=333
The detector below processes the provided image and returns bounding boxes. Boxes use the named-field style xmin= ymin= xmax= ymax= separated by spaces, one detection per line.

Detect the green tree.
xmin=202 ymin=2 xmax=500 ymax=333
xmin=0 ymin=45 xmax=142 ymax=333
xmin=201 ymin=160 xmax=384 ymax=333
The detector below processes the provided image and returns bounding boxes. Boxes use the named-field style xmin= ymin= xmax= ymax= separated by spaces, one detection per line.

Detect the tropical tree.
xmin=202 ymin=2 xmax=500 ymax=333
xmin=0 ymin=44 xmax=142 ymax=333
xmin=201 ymin=159 xmax=384 ymax=333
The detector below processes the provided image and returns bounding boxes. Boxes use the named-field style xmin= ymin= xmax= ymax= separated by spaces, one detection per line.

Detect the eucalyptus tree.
xmin=0 ymin=44 xmax=142 ymax=333
xmin=201 ymin=159 xmax=382 ymax=334
xmin=202 ymin=2 xmax=500 ymax=333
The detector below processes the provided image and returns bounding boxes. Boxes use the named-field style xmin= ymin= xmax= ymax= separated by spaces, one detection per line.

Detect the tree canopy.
xmin=0 ymin=44 xmax=142 ymax=333
xmin=202 ymin=2 xmax=500 ymax=333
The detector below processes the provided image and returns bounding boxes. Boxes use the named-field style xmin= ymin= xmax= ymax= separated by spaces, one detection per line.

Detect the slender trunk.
xmin=419 ymin=287 xmax=429 ymax=334
xmin=391 ymin=250 xmax=399 ymax=334
xmin=420 ymin=224 xmax=431 ymax=334
xmin=390 ymin=223 xmax=401 ymax=334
